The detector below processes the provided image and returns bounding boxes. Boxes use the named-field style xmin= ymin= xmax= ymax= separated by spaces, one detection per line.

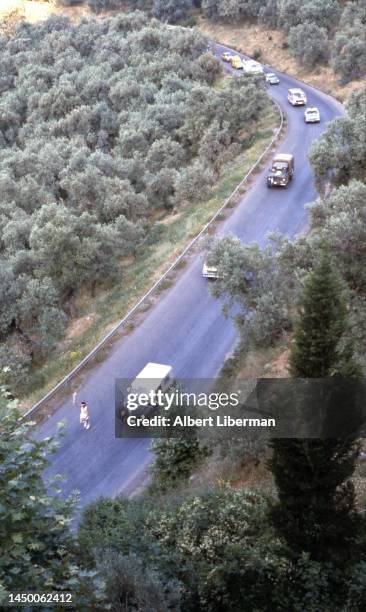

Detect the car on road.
xmin=230 ymin=55 xmax=244 ymax=70
xmin=304 ymin=107 xmax=320 ymax=123
xmin=267 ymin=153 xmax=294 ymax=188
xmin=287 ymin=88 xmax=307 ymax=106
xmin=266 ymin=72 xmax=280 ymax=84
xmin=202 ymin=261 xmax=222 ymax=279
xmin=222 ymin=51 xmax=233 ymax=62
xmin=243 ymin=60 xmax=264 ymax=74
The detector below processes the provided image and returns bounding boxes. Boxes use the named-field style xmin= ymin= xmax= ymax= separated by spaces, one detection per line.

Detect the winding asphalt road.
xmin=37 ymin=43 xmax=345 ymax=510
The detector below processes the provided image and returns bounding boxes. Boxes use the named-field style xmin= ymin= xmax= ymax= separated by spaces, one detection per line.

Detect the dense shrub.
xmin=78 ymin=488 xmax=282 ymax=611
xmin=331 ymin=23 xmax=366 ymax=82
xmin=288 ymin=22 xmax=329 ymax=66
xmin=0 ymin=386 xmax=106 ymax=606
xmin=153 ymin=0 xmax=193 ymax=23
xmin=78 ymin=485 xmax=366 ymax=610
xmin=149 ymin=434 xmax=207 ymax=493
xmin=258 ymin=0 xmax=279 ymax=27
xmin=88 ymin=0 xmax=124 ymax=12
xmin=309 ymin=87 xmax=366 ymax=188
xmin=299 ymin=0 xmax=341 ymax=31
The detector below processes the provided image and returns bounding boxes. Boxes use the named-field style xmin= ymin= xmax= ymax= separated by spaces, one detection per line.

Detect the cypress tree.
xmin=269 ymin=254 xmax=362 ymax=563
xmin=289 ymin=255 xmax=346 ymax=378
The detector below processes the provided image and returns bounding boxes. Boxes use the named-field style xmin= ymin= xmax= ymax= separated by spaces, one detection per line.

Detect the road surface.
xmin=37 ymin=44 xmax=345 ymax=510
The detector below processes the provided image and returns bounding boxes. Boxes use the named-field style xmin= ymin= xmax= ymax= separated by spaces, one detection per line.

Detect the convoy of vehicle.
xmin=304 ymin=107 xmax=321 ymax=123
xmin=287 ymin=88 xmax=307 ymax=106
xmin=201 ymin=49 xmax=317 ymax=281
xmin=230 ymin=55 xmax=244 ymax=70
xmin=267 ymin=154 xmax=294 ymax=188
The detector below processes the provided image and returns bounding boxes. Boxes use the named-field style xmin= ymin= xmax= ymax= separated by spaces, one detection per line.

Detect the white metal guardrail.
xmin=24 ymin=96 xmax=284 ymax=419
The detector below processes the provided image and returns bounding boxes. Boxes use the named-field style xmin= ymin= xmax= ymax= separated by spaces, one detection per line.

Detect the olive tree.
xmin=332 ymin=24 xmax=366 ymax=83
xmin=288 ymin=22 xmax=329 ymax=66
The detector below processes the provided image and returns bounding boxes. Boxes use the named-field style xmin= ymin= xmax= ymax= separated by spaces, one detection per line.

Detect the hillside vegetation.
xmin=84 ymin=0 xmax=366 ymax=86
xmin=0 ymin=12 xmax=269 ymax=392
xmin=1 ymin=4 xmax=366 ymax=611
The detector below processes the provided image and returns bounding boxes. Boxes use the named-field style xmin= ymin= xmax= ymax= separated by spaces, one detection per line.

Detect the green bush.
xmin=149 ymin=434 xmax=207 ymax=494
xmin=0 ymin=387 xmax=106 ymax=606
xmin=253 ymin=48 xmax=262 ymax=60
xmin=180 ymin=15 xmax=198 ymax=27
xmin=78 ymin=488 xmax=282 ymax=611
xmin=288 ymin=22 xmax=329 ymax=66
xmin=78 ymin=483 xmax=366 ymax=610
xmin=331 ymin=24 xmax=366 ymax=83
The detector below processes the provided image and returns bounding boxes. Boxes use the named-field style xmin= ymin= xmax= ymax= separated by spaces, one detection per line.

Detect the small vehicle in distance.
xmin=267 ymin=153 xmax=294 ymax=188
xmin=230 ymin=55 xmax=244 ymax=70
xmin=222 ymin=51 xmax=233 ymax=62
xmin=266 ymin=72 xmax=280 ymax=84
xmin=243 ymin=60 xmax=264 ymax=74
xmin=304 ymin=107 xmax=320 ymax=123
xmin=202 ymin=261 xmax=221 ymax=279
xmin=287 ymin=88 xmax=307 ymax=106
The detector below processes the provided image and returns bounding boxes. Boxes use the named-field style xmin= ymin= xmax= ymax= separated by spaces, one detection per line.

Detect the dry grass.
xmin=231 ymin=340 xmax=290 ymax=380
xmin=0 ymin=0 xmax=90 ymax=24
xmin=198 ymin=17 xmax=364 ymax=103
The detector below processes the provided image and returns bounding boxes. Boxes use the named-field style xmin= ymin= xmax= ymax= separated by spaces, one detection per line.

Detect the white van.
xmin=287 ymin=88 xmax=307 ymax=106
xmin=129 ymin=363 xmax=172 ymax=398
xmin=118 ymin=363 xmax=172 ymax=424
xmin=118 ymin=363 xmax=173 ymax=421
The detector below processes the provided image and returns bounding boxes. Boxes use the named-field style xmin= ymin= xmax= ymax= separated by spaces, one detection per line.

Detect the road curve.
xmin=37 ymin=44 xmax=345 ymax=510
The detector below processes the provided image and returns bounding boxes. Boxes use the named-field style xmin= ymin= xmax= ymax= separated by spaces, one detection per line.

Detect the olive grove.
xmin=0 ymin=12 xmax=267 ymax=389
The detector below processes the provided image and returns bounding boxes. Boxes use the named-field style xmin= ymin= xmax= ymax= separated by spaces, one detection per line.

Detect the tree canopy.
xmin=0 ymin=384 xmax=106 ymax=606
xmin=0 ymin=12 xmax=267 ymax=390
xmin=270 ymin=256 xmax=362 ymax=565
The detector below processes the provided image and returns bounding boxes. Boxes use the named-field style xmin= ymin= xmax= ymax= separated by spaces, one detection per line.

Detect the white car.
xmin=288 ymin=88 xmax=307 ymax=106
xmin=304 ymin=107 xmax=320 ymax=123
xmin=243 ymin=60 xmax=264 ymax=74
xmin=266 ymin=72 xmax=280 ymax=85
xmin=202 ymin=261 xmax=221 ymax=279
